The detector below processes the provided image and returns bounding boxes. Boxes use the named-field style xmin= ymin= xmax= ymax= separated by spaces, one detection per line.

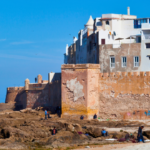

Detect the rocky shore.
xmin=0 ymin=108 xmax=150 ymax=150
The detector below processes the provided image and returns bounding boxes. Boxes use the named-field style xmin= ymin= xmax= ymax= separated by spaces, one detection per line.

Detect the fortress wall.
xmin=14 ymin=91 xmax=27 ymax=110
xmin=26 ymin=84 xmax=49 ymax=109
xmin=5 ymin=87 xmax=24 ymax=103
xmin=61 ymin=64 xmax=100 ymax=119
xmin=61 ymin=64 xmax=150 ymax=120
xmin=99 ymin=72 xmax=150 ymax=120
xmin=49 ymin=80 xmax=61 ymax=113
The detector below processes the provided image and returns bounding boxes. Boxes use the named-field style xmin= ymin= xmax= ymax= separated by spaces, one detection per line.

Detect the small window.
xmin=101 ymin=39 xmax=105 ymax=45
xmin=122 ymin=57 xmax=127 ymax=67
xmin=110 ymin=56 xmax=115 ymax=68
xmin=146 ymin=43 xmax=150 ymax=49
xmin=134 ymin=56 xmax=139 ymax=67
xmin=106 ymin=21 xmax=109 ymax=25
xmin=89 ymin=41 xmax=92 ymax=50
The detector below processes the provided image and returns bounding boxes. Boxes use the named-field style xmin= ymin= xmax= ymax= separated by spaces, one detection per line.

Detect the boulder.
xmin=109 ymin=131 xmax=127 ymax=139
xmin=143 ymin=131 xmax=150 ymax=139
xmin=85 ymin=126 xmax=102 ymax=138
xmin=66 ymin=123 xmax=82 ymax=133
xmin=46 ymin=131 xmax=88 ymax=148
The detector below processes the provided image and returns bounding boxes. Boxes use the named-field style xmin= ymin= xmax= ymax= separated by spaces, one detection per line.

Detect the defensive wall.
xmin=5 ymin=64 xmax=150 ymax=120
xmin=5 ymin=74 xmax=61 ymax=112
xmin=61 ymin=64 xmax=150 ymax=120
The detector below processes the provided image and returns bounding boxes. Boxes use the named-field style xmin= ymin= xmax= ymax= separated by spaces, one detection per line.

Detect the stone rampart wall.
xmin=61 ymin=64 xmax=150 ymax=120
xmin=5 ymin=87 xmax=24 ymax=103
xmin=61 ymin=64 xmax=100 ymax=119
xmin=99 ymin=71 xmax=150 ymax=120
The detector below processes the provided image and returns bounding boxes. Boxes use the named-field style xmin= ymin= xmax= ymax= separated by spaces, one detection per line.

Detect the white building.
xmin=139 ymin=19 xmax=150 ymax=71
xmin=64 ymin=7 xmax=150 ymax=68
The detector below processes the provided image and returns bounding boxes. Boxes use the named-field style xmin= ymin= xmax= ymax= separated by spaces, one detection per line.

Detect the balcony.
xmin=142 ymin=23 xmax=150 ymax=30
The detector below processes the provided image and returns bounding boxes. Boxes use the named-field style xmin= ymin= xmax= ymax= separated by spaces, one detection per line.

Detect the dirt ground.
xmin=75 ymin=143 xmax=150 ymax=150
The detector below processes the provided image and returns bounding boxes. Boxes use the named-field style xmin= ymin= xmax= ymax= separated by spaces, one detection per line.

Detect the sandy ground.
xmin=75 ymin=143 xmax=150 ymax=150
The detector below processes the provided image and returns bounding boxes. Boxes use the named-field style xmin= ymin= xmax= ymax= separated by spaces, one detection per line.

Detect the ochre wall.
xmin=61 ymin=64 xmax=100 ymax=119
xmin=5 ymin=87 xmax=24 ymax=103
xmin=99 ymin=72 xmax=150 ymax=120
xmin=61 ymin=64 xmax=150 ymax=120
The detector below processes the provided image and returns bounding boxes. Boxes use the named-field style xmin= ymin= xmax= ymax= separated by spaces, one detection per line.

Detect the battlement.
xmin=61 ymin=64 xmax=100 ymax=69
xmin=99 ymin=71 xmax=150 ymax=77
xmin=7 ymin=87 xmax=24 ymax=92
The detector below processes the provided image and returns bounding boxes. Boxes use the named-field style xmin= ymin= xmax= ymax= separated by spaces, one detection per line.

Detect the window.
xmin=122 ymin=57 xmax=127 ymax=67
xmin=137 ymin=37 xmax=141 ymax=43
xmin=101 ymin=39 xmax=105 ymax=45
xmin=110 ymin=56 xmax=115 ymax=68
xmin=106 ymin=21 xmax=109 ymax=25
xmin=146 ymin=43 xmax=150 ymax=49
xmin=134 ymin=56 xmax=139 ymax=67
xmin=134 ymin=19 xmax=147 ymax=28
xmin=89 ymin=41 xmax=92 ymax=50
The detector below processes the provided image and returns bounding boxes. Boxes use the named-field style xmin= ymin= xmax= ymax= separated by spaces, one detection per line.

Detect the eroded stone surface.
xmin=66 ymin=78 xmax=84 ymax=101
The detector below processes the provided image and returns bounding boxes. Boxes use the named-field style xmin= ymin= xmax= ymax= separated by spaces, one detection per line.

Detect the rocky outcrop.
xmin=0 ymin=109 xmax=149 ymax=149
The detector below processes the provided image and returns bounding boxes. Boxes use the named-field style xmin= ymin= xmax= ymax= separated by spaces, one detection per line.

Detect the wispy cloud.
xmin=10 ymin=40 xmax=33 ymax=45
xmin=0 ymin=39 xmax=6 ymax=41
xmin=0 ymin=53 xmax=63 ymax=63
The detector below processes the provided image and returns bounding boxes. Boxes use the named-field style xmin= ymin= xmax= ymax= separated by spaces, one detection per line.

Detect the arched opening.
xmin=106 ymin=20 xmax=109 ymax=25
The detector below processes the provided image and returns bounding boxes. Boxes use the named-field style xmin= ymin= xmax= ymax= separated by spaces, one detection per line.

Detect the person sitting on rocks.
xmin=80 ymin=115 xmax=84 ymax=120
xmin=101 ymin=129 xmax=108 ymax=137
xmin=45 ymin=110 xmax=47 ymax=120
xmin=47 ymin=112 xmax=51 ymax=118
xmin=93 ymin=113 xmax=97 ymax=119
xmin=52 ymin=127 xmax=57 ymax=135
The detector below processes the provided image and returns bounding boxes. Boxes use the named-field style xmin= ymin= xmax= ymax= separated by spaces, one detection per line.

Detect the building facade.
xmin=64 ymin=7 xmax=150 ymax=73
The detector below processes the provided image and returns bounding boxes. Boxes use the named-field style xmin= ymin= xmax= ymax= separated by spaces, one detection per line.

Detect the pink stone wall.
xmin=61 ymin=64 xmax=100 ymax=119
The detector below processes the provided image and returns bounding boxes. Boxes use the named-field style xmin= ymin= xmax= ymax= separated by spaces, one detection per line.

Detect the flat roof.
xmin=134 ymin=18 xmax=150 ymax=19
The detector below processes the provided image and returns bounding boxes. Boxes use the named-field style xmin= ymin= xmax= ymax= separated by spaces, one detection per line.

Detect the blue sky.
xmin=0 ymin=0 xmax=149 ymax=102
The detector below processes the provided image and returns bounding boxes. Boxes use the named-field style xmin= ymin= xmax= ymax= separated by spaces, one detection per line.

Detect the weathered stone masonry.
xmin=61 ymin=64 xmax=100 ymax=119
xmin=61 ymin=64 xmax=150 ymax=120
xmin=6 ymin=64 xmax=150 ymax=120
xmin=5 ymin=75 xmax=61 ymax=112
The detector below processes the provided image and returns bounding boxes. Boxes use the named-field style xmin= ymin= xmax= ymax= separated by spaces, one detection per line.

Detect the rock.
xmin=46 ymin=131 xmax=88 ymax=147
xmin=109 ymin=131 xmax=126 ymax=139
xmin=0 ymin=142 xmax=27 ymax=149
xmin=85 ymin=126 xmax=102 ymax=138
xmin=66 ymin=123 xmax=82 ymax=133
xmin=20 ymin=108 xmax=32 ymax=113
xmin=143 ymin=131 xmax=150 ymax=139
xmin=143 ymin=136 xmax=149 ymax=140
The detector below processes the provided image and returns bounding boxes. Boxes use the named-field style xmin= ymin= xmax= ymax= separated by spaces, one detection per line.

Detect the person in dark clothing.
xmin=137 ymin=126 xmax=144 ymax=143
xmin=80 ymin=115 xmax=84 ymax=120
xmin=93 ymin=114 xmax=97 ymax=119
xmin=101 ymin=129 xmax=108 ymax=137
xmin=45 ymin=110 xmax=47 ymax=120
xmin=52 ymin=127 xmax=57 ymax=135
xmin=35 ymin=77 xmax=37 ymax=83
xmin=47 ymin=112 xmax=51 ymax=118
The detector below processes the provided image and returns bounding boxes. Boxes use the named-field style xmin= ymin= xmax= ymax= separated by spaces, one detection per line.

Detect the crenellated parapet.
xmin=99 ymin=71 xmax=150 ymax=77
